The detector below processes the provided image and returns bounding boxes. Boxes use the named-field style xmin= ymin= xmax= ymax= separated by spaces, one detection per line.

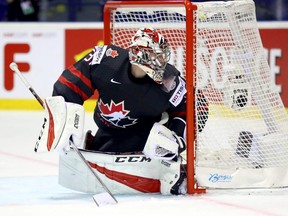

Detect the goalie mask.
xmin=129 ymin=27 xmax=171 ymax=84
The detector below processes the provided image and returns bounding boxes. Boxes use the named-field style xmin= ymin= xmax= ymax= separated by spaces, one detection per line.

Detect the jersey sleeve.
xmin=167 ymin=83 xmax=209 ymax=138
xmin=166 ymin=75 xmax=187 ymax=138
xmin=165 ymin=61 xmax=209 ymax=136
xmin=52 ymin=46 xmax=105 ymax=104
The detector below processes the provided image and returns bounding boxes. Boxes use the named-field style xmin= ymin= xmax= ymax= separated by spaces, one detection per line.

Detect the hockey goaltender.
xmin=35 ymin=27 xmax=209 ymax=196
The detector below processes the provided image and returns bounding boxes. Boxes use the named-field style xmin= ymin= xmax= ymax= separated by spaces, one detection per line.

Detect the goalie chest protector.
xmin=88 ymin=45 xmax=186 ymax=131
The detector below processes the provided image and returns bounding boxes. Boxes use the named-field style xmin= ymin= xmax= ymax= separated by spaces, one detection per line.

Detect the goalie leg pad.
xmin=59 ymin=149 xmax=186 ymax=195
xmin=159 ymin=159 xmax=187 ymax=195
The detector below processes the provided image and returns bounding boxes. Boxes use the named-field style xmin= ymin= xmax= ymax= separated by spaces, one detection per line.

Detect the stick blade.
xmin=93 ymin=192 xmax=118 ymax=207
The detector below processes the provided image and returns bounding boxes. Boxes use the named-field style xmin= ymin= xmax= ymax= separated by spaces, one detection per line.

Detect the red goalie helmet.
xmin=129 ymin=27 xmax=171 ymax=84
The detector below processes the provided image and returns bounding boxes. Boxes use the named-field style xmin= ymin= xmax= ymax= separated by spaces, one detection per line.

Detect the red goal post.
xmin=103 ymin=0 xmax=201 ymax=194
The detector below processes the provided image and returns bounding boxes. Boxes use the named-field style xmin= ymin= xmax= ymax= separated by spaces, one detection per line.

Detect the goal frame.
xmin=103 ymin=0 xmax=204 ymax=194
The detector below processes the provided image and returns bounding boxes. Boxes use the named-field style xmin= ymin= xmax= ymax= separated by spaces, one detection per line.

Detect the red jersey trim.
xmin=58 ymin=75 xmax=89 ymax=101
xmin=68 ymin=65 xmax=93 ymax=90
xmin=169 ymin=111 xmax=186 ymax=118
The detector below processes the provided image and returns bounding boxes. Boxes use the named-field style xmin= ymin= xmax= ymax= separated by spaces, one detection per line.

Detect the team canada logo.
xmin=98 ymin=99 xmax=137 ymax=128
xmin=106 ymin=48 xmax=119 ymax=58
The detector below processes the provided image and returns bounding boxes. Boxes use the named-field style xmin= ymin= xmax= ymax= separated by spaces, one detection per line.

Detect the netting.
xmin=109 ymin=7 xmax=187 ymax=77
xmin=106 ymin=0 xmax=288 ymax=189
xmin=194 ymin=1 xmax=288 ymax=188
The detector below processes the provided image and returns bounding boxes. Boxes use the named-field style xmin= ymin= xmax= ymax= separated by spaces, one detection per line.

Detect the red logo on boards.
xmin=4 ymin=43 xmax=30 ymax=91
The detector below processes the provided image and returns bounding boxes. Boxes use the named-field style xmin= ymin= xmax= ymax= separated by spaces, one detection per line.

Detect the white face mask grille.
xmin=129 ymin=28 xmax=171 ymax=83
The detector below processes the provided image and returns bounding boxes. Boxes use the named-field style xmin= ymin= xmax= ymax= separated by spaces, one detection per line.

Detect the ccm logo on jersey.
xmin=91 ymin=46 xmax=107 ymax=65
xmin=169 ymin=77 xmax=186 ymax=106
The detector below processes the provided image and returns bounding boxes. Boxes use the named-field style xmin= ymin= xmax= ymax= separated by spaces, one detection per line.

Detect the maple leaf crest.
xmin=98 ymin=99 xmax=137 ymax=128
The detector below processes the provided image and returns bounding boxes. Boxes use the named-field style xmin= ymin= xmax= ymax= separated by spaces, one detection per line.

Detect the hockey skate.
xmin=170 ymin=164 xmax=187 ymax=195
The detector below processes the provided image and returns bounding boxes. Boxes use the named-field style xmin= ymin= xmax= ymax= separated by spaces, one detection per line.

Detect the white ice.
xmin=1 ymin=110 xmax=288 ymax=216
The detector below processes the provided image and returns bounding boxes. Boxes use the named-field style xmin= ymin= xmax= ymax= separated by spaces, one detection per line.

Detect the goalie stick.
xmin=9 ymin=62 xmax=118 ymax=207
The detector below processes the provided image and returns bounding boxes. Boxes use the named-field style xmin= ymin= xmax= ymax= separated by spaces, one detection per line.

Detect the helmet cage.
xmin=129 ymin=28 xmax=171 ymax=83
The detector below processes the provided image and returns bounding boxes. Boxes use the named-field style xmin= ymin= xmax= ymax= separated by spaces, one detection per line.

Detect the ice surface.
xmin=1 ymin=111 xmax=288 ymax=216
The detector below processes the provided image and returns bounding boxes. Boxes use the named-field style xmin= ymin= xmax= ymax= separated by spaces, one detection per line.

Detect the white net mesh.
xmin=194 ymin=0 xmax=288 ymax=189
xmin=109 ymin=7 xmax=187 ymax=76
xmin=106 ymin=0 xmax=288 ymax=189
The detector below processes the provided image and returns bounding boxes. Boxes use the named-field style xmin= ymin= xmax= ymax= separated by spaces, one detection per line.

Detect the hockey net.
xmin=104 ymin=0 xmax=288 ymax=193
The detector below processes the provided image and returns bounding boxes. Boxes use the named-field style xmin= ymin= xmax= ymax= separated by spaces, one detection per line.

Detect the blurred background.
xmin=1 ymin=0 xmax=288 ymax=111
xmin=0 ymin=0 xmax=287 ymax=22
